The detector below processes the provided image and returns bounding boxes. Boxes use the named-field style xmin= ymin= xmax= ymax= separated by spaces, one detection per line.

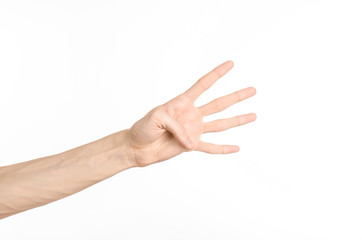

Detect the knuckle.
xmin=211 ymin=69 xmax=222 ymax=78
xmin=149 ymin=110 xmax=159 ymax=121
xmin=149 ymin=107 xmax=165 ymax=121
xmin=215 ymin=99 xmax=225 ymax=111
xmin=199 ymin=79 xmax=209 ymax=91
xmin=164 ymin=106 xmax=175 ymax=117
xmin=172 ymin=99 xmax=185 ymax=112
xmin=236 ymin=90 xmax=245 ymax=101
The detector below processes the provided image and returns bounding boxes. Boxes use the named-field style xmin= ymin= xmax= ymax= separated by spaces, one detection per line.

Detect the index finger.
xmin=184 ymin=60 xmax=234 ymax=101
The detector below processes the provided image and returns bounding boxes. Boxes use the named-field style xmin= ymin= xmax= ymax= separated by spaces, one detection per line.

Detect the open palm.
xmin=127 ymin=61 xmax=256 ymax=167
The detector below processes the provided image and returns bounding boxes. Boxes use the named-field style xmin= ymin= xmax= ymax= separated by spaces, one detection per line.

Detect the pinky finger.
xmin=196 ymin=141 xmax=240 ymax=154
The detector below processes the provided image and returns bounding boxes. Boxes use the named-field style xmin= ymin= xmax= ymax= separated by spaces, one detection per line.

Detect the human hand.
xmin=125 ymin=61 xmax=256 ymax=167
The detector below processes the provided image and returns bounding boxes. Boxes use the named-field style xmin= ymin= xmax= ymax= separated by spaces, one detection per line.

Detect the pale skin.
xmin=0 ymin=60 xmax=256 ymax=219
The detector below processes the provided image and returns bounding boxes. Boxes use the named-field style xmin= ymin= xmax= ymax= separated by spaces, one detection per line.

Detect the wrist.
xmin=111 ymin=129 xmax=138 ymax=170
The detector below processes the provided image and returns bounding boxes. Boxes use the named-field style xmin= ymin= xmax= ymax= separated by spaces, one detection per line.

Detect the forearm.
xmin=0 ymin=129 xmax=136 ymax=219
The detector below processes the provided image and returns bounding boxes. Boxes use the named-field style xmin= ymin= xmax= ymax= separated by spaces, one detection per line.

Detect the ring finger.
xmin=203 ymin=113 xmax=257 ymax=133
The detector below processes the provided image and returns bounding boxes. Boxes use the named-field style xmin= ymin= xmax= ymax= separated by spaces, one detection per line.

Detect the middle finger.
xmin=198 ymin=87 xmax=256 ymax=116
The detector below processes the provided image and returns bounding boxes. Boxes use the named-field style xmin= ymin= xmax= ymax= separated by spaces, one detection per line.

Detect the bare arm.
xmin=0 ymin=130 xmax=135 ymax=219
xmin=0 ymin=60 xmax=256 ymax=219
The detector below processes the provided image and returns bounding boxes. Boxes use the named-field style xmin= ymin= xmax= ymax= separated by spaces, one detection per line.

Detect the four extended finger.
xmin=203 ymin=113 xmax=257 ymax=133
xmin=184 ymin=60 xmax=234 ymax=101
xmin=198 ymin=87 xmax=256 ymax=116
xmin=196 ymin=141 xmax=239 ymax=154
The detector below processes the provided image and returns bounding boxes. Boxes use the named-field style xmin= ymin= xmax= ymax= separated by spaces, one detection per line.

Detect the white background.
xmin=1 ymin=0 xmax=362 ymax=239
